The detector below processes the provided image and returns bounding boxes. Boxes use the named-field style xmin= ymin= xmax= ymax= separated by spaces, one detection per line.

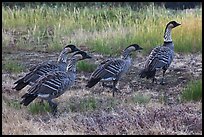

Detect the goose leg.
xmin=48 ymin=100 xmax=58 ymax=115
xmin=112 ymin=80 xmax=119 ymax=97
xmin=151 ymin=70 xmax=157 ymax=84
xmin=152 ymin=77 xmax=157 ymax=84
xmin=160 ymin=69 xmax=167 ymax=85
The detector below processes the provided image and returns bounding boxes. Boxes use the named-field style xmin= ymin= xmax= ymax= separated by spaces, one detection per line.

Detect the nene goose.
xmin=13 ymin=45 xmax=80 ymax=91
xmin=86 ymin=44 xmax=143 ymax=97
xmin=139 ymin=21 xmax=181 ymax=84
xmin=20 ymin=51 xmax=92 ymax=114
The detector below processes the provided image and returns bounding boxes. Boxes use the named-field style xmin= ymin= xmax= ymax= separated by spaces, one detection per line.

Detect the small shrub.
xmin=28 ymin=101 xmax=51 ymax=114
xmin=181 ymin=80 xmax=202 ymax=102
xmin=68 ymin=96 xmax=98 ymax=112
xmin=80 ymin=97 xmax=97 ymax=111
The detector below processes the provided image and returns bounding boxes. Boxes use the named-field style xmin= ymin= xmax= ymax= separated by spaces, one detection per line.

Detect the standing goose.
xmin=13 ymin=45 xmax=80 ymax=91
xmin=20 ymin=51 xmax=92 ymax=114
xmin=86 ymin=44 xmax=143 ymax=97
xmin=139 ymin=21 xmax=181 ymax=84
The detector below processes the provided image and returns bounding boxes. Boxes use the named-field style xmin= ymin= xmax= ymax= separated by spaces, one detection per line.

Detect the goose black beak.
xmin=176 ymin=23 xmax=181 ymax=27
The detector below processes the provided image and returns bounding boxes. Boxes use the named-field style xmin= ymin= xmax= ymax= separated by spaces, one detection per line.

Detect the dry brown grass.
xmin=2 ymin=50 xmax=202 ymax=135
xmin=2 ymin=91 xmax=202 ymax=135
xmin=2 ymin=67 xmax=202 ymax=135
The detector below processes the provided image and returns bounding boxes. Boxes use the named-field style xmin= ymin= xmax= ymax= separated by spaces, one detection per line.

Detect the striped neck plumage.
xmin=121 ymin=48 xmax=131 ymax=59
xmin=66 ymin=58 xmax=77 ymax=73
xmin=164 ymin=27 xmax=173 ymax=43
xmin=57 ymin=50 xmax=68 ymax=64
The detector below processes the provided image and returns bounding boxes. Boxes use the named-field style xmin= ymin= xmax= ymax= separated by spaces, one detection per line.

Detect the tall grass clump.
xmin=181 ymin=79 xmax=202 ymax=102
xmin=28 ymin=102 xmax=52 ymax=114
xmin=2 ymin=3 xmax=202 ymax=55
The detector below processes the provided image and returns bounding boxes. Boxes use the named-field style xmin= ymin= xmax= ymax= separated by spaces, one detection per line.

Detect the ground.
xmin=2 ymin=50 xmax=202 ymax=135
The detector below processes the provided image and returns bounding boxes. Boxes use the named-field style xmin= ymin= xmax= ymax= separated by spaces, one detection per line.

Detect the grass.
xmin=68 ymin=96 xmax=98 ymax=112
xmin=77 ymin=60 xmax=97 ymax=72
xmin=28 ymin=101 xmax=52 ymax=114
xmin=66 ymin=93 xmax=152 ymax=113
xmin=131 ymin=93 xmax=151 ymax=104
xmin=181 ymin=79 xmax=202 ymax=102
xmin=4 ymin=98 xmax=22 ymax=110
xmin=78 ymin=97 xmax=97 ymax=111
xmin=2 ymin=3 xmax=202 ymax=55
xmin=67 ymin=96 xmax=119 ymax=113
xmin=2 ymin=59 xmax=25 ymax=73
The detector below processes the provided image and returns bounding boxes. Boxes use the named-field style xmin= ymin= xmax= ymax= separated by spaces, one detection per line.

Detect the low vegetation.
xmin=181 ymin=79 xmax=202 ymax=102
xmin=77 ymin=60 xmax=97 ymax=72
xmin=68 ymin=96 xmax=98 ymax=112
xmin=28 ymin=101 xmax=52 ymax=114
xmin=2 ymin=58 xmax=25 ymax=73
xmin=3 ymin=97 xmax=22 ymax=110
xmin=2 ymin=3 xmax=202 ymax=55
xmin=131 ymin=93 xmax=151 ymax=104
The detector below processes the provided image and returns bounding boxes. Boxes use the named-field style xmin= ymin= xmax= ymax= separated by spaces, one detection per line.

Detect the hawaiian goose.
xmin=86 ymin=44 xmax=143 ymax=97
xmin=13 ymin=45 xmax=80 ymax=91
xmin=20 ymin=51 xmax=92 ymax=114
xmin=139 ymin=21 xmax=181 ymax=84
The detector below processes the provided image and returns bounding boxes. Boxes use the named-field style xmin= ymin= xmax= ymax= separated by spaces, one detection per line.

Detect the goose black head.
xmin=63 ymin=44 xmax=80 ymax=53
xmin=72 ymin=51 xmax=92 ymax=60
xmin=166 ymin=21 xmax=181 ymax=29
xmin=125 ymin=44 xmax=143 ymax=51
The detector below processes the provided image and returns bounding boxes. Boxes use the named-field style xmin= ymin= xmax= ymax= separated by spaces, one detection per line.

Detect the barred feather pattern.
xmin=86 ymin=57 xmax=131 ymax=88
xmin=16 ymin=61 xmax=66 ymax=85
xmin=145 ymin=45 xmax=174 ymax=71
xmin=95 ymin=59 xmax=126 ymax=78
xmin=86 ymin=44 xmax=142 ymax=88
xmin=26 ymin=70 xmax=75 ymax=99
xmin=20 ymin=59 xmax=77 ymax=106
xmin=20 ymin=51 xmax=91 ymax=106
xmin=13 ymin=55 xmax=67 ymax=90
